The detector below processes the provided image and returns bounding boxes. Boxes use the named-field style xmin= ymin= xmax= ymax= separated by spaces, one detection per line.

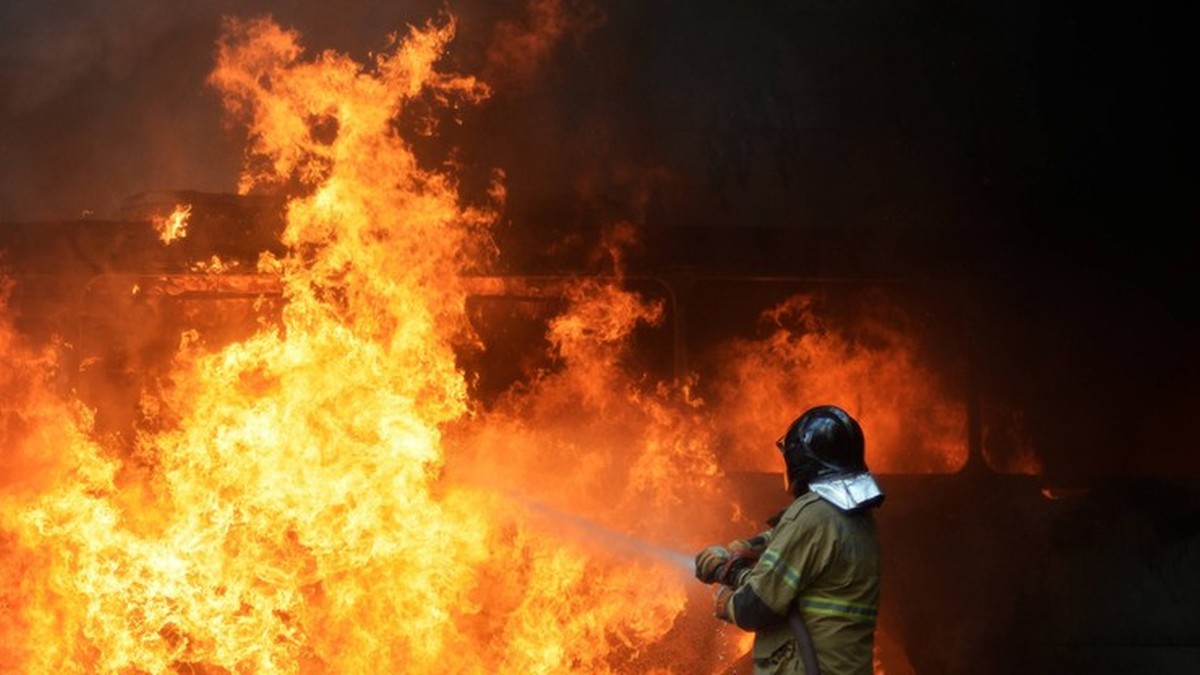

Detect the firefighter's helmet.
xmin=777 ymin=405 xmax=867 ymax=495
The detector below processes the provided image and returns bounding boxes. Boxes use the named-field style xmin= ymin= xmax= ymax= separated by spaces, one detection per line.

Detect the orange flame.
xmin=706 ymin=292 xmax=968 ymax=474
xmin=0 ymin=12 xmax=943 ymax=674
xmin=153 ymin=203 xmax=192 ymax=244
xmin=0 ymin=14 xmax=724 ymax=673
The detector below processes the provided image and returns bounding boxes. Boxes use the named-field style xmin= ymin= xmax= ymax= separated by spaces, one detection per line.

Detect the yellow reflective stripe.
xmin=757 ymin=549 xmax=802 ymax=589
xmin=799 ymin=595 xmax=878 ymax=621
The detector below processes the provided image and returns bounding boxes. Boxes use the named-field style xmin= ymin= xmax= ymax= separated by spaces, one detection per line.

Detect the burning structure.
xmin=1 ymin=3 xmax=1197 ymax=674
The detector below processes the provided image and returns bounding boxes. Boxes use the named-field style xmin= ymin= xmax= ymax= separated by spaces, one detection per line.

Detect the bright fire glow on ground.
xmin=1 ymin=12 xmax=957 ymax=674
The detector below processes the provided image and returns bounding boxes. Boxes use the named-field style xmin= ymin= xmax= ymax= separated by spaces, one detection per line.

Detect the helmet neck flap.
xmin=778 ymin=405 xmax=883 ymax=510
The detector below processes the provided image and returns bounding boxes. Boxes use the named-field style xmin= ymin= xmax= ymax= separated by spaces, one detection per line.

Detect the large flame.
xmin=0 ymin=11 xmax=957 ymax=673
xmin=706 ymin=292 xmax=968 ymax=474
xmin=0 ymin=14 xmax=715 ymax=673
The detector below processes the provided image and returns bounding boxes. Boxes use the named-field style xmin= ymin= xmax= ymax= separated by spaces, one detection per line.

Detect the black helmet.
xmin=778 ymin=405 xmax=867 ymax=495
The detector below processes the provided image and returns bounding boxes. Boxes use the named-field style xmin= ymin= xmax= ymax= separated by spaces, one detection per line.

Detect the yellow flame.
xmin=190 ymin=255 xmax=238 ymax=274
xmin=0 ymin=12 xmax=936 ymax=674
xmin=0 ymin=13 xmax=721 ymax=674
xmin=153 ymin=203 xmax=192 ymax=244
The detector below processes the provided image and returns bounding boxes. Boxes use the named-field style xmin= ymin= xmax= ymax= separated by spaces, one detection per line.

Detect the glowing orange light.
xmin=153 ymin=203 xmax=192 ymax=244
xmin=0 ymin=11 xmax=936 ymax=674
xmin=706 ymin=293 xmax=969 ymax=474
xmin=0 ymin=13 xmax=721 ymax=673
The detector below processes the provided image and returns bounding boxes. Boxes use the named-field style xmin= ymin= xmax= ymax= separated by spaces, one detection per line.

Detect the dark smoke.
xmin=0 ymin=0 xmax=596 ymax=222
xmin=0 ymin=1 xmax=226 ymax=220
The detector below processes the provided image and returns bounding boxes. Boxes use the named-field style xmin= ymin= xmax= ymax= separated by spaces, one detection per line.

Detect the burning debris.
xmin=152 ymin=204 xmax=193 ymax=245
xmin=1 ymin=9 xmax=962 ymax=674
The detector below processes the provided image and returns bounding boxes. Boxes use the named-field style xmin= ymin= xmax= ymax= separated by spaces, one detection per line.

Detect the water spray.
xmin=500 ymin=489 xmax=695 ymax=575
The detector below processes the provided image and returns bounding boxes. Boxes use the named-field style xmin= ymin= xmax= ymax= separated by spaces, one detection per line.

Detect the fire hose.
xmin=787 ymin=607 xmax=822 ymax=675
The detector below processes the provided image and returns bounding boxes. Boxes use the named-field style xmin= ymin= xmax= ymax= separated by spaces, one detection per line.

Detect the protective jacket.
xmin=720 ymin=491 xmax=881 ymax=675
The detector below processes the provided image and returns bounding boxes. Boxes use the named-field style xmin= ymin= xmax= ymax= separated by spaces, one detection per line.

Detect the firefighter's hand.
xmin=721 ymin=550 xmax=759 ymax=588
xmin=694 ymin=545 xmax=732 ymax=584
xmin=713 ymin=584 xmax=735 ymax=623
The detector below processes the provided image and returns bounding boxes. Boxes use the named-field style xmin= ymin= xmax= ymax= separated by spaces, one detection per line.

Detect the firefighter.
xmin=695 ymin=405 xmax=884 ymax=675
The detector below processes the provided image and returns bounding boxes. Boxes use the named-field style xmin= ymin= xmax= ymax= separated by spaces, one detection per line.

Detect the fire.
xmin=705 ymin=292 xmax=968 ymax=474
xmin=153 ymin=203 xmax=192 ymax=244
xmin=190 ymin=255 xmax=239 ymax=274
xmin=0 ymin=10 xmax=947 ymax=674
xmin=0 ymin=13 xmax=719 ymax=674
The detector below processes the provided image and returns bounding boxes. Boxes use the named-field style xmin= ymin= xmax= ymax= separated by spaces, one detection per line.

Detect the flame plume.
xmin=0 ymin=13 xmax=729 ymax=674
xmin=0 ymin=10 xmax=952 ymax=674
xmin=708 ymin=292 xmax=968 ymax=473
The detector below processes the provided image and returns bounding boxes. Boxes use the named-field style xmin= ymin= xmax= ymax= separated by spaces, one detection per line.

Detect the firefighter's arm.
xmin=718 ymin=501 xmax=830 ymax=629
xmin=714 ymin=583 xmax=785 ymax=629
xmin=729 ymin=530 xmax=771 ymax=554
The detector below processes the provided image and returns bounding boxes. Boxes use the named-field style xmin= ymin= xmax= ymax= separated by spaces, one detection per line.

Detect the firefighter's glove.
xmin=721 ymin=549 xmax=759 ymax=588
xmin=695 ymin=545 xmax=758 ymax=587
xmin=713 ymin=584 xmax=735 ymax=623
xmin=695 ymin=545 xmax=732 ymax=584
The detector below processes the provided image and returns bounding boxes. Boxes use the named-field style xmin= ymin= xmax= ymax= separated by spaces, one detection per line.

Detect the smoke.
xmin=484 ymin=0 xmax=604 ymax=87
xmin=0 ymin=0 xmax=592 ymax=222
xmin=0 ymin=0 xmax=802 ymax=234
xmin=0 ymin=1 xmax=239 ymax=220
xmin=0 ymin=1 xmax=186 ymax=115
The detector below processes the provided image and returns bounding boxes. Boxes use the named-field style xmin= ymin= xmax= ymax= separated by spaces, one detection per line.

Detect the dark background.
xmin=2 ymin=1 xmax=1198 ymax=672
